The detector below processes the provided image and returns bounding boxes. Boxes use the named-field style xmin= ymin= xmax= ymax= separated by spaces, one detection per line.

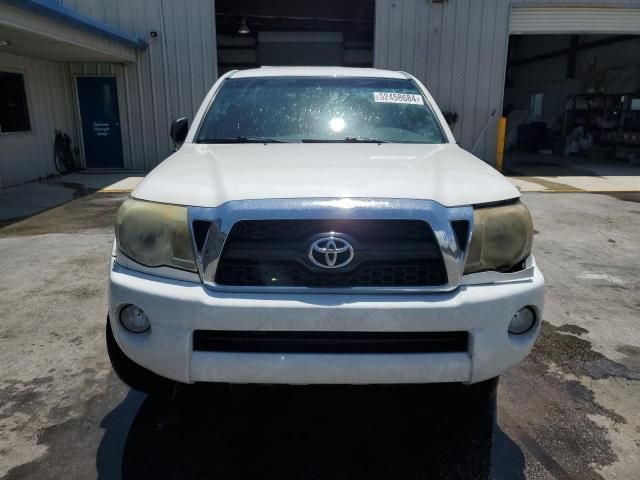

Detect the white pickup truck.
xmin=106 ymin=67 xmax=544 ymax=401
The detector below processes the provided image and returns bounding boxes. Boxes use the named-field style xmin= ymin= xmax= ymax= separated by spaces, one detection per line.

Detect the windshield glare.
xmin=196 ymin=77 xmax=446 ymax=144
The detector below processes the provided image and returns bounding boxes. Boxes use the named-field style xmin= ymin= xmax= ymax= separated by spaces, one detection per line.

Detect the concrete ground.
xmin=0 ymin=173 xmax=144 ymax=226
xmin=0 ymin=190 xmax=639 ymax=479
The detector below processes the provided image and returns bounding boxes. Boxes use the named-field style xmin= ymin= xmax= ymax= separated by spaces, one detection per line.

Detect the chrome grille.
xmin=188 ymin=198 xmax=474 ymax=293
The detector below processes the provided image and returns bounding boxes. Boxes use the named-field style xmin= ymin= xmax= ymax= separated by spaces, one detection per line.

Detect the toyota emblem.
xmin=308 ymin=235 xmax=355 ymax=269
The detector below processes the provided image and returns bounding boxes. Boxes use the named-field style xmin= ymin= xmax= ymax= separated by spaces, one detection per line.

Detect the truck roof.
xmin=230 ymin=66 xmax=408 ymax=80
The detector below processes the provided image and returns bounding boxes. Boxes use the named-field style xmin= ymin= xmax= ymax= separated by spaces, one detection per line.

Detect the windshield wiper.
xmin=197 ymin=136 xmax=287 ymax=144
xmin=300 ymin=136 xmax=389 ymax=144
xmin=345 ymin=136 xmax=390 ymax=143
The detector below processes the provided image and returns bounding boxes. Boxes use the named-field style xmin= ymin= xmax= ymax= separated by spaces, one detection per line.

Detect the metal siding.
xmin=0 ymin=0 xmax=216 ymax=182
xmin=0 ymin=52 xmax=77 ymax=186
xmin=62 ymin=0 xmax=217 ymax=171
xmin=375 ymin=0 xmax=640 ymax=163
xmin=375 ymin=0 xmax=512 ymax=161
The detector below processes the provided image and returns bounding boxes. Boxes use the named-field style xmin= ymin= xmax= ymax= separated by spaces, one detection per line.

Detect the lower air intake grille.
xmin=193 ymin=331 xmax=469 ymax=354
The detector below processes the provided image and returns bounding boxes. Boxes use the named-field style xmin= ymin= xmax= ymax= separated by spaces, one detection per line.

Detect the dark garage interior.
xmin=214 ymin=0 xmax=375 ymax=75
xmin=502 ymin=34 xmax=640 ymax=176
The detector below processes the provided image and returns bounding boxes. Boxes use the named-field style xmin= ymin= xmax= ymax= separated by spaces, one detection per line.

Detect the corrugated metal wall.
xmin=0 ymin=52 xmax=76 ymax=186
xmin=374 ymin=0 xmax=640 ymax=163
xmin=374 ymin=0 xmax=511 ymax=162
xmin=62 ymin=0 xmax=218 ymax=171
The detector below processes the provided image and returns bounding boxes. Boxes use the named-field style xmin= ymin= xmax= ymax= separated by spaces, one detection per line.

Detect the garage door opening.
xmin=501 ymin=6 xmax=640 ymax=177
xmin=502 ymin=32 xmax=640 ymax=177
xmin=214 ymin=0 xmax=374 ymax=76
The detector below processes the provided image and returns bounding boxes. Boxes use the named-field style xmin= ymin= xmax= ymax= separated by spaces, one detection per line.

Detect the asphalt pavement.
xmin=0 ymin=191 xmax=638 ymax=479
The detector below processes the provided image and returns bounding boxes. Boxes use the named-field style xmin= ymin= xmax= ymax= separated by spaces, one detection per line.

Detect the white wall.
xmin=0 ymin=52 xmax=77 ymax=186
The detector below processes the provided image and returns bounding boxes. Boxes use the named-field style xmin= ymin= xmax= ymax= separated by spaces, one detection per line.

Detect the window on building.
xmin=529 ymin=92 xmax=544 ymax=117
xmin=0 ymin=71 xmax=31 ymax=133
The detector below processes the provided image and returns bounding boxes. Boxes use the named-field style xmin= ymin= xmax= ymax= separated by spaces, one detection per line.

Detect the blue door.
xmin=76 ymin=77 xmax=124 ymax=168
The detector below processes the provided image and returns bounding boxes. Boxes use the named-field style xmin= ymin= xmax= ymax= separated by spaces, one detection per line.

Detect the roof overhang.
xmin=0 ymin=0 xmax=146 ymax=63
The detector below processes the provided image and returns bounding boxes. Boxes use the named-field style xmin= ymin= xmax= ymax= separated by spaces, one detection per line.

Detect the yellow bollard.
xmin=496 ymin=116 xmax=507 ymax=172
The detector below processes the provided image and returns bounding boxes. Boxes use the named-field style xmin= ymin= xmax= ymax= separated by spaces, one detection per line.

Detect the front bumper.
xmin=108 ymin=260 xmax=544 ymax=385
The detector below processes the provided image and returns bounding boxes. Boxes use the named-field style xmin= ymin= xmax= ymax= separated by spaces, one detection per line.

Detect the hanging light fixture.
xmin=238 ymin=17 xmax=250 ymax=35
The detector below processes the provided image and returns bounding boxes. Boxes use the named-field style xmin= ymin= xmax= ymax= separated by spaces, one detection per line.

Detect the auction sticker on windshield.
xmin=373 ymin=92 xmax=424 ymax=105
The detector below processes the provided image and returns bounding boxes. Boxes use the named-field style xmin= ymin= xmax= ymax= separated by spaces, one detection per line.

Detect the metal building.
xmin=1 ymin=0 xmax=639 ymax=187
xmin=375 ymin=0 xmax=640 ymax=173
xmin=0 ymin=0 xmax=216 ymax=186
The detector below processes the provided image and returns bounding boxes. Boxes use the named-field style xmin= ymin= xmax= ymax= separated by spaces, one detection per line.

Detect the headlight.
xmin=116 ymin=198 xmax=196 ymax=271
xmin=464 ymin=201 xmax=533 ymax=274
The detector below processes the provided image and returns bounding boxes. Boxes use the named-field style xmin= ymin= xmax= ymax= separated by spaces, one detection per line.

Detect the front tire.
xmin=106 ymin=316 xmax=176 ymax=394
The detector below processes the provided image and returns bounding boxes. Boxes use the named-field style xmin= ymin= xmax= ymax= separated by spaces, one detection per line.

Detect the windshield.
xmin=196 ymin=77 xmax=446 ymax=144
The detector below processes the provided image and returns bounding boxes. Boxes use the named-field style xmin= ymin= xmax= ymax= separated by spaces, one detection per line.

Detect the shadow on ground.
xmin=97 ymin=383 xmax=525 ymax=480
xmin=503 ymin=151 xmax=640 ymax=177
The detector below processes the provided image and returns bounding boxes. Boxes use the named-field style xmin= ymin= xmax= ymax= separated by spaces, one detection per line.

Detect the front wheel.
xmin=106 ymin=316 xmax=177 ymax=395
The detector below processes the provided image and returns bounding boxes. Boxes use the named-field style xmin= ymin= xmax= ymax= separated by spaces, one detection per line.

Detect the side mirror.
xmin=170 ymin=117 xmax=188 ymax=149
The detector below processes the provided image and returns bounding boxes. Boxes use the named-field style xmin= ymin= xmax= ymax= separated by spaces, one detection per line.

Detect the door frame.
xmin=73 ymin=74 xmax=124 ymax=169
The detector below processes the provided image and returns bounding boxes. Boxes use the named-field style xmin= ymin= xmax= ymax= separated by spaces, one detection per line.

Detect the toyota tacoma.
xmin=107 ymin=67 xmax=544 ymax=400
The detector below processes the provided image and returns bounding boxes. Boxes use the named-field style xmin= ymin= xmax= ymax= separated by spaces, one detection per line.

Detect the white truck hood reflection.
xmin=132 ymin=143 xmax=519 ymax=208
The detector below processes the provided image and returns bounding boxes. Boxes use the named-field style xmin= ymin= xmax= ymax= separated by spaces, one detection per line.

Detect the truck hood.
xmin=132 ymin=143 xmax=519 ymax=208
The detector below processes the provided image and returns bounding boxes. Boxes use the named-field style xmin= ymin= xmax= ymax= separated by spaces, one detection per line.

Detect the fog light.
xmin=508 ymin=307 xmax=536 ymax=334
xmin=119 ymin=305 xmax=150 ymax=333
